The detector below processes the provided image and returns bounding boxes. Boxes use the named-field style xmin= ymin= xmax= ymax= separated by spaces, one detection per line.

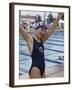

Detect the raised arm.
xmin=19 ymin=24 xmax=33 ymax=54
xmin=43 ymin=13 xmax=63 ymax=41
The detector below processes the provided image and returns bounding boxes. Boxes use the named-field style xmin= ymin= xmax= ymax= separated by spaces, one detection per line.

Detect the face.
xmin=35 ymin=28 xmax=46 ymax=40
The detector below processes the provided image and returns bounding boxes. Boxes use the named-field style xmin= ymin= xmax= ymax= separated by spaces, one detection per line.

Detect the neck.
xmin=34 ymin=34 xmax=41 ymax=42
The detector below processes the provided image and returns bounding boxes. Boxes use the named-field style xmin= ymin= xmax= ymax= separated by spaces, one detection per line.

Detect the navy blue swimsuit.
xmin=29 ymin=37 xmax=45 ymax=76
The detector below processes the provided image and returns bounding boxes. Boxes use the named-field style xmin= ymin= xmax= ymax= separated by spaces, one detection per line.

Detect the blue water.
xmin=19 ymin=31 xmax=64 ymax=75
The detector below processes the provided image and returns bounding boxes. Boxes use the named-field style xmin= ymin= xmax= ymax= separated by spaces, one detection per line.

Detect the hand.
xmin=58 ymin=12 xmax=64 ymax=18
xmin=20 ymin=22 xmax=28 ymax=30
xmin=22 ymin=23 xmax=28 ymax=29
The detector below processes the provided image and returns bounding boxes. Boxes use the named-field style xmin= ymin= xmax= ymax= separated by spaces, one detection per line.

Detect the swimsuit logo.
xmin=39 ymin=47 xmax=43 ymax=53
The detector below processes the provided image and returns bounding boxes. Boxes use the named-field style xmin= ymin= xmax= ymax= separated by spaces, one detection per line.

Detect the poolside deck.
xmin=19 ymin=30 xmax=64 ymax=79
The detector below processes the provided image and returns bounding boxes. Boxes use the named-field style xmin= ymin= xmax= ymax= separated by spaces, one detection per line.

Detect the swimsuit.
xmin=29 ymin=37 xmax=45 ymax=76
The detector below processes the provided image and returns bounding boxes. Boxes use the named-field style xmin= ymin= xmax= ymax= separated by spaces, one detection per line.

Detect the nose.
xmin=40 ymin=31 xmax=45 ymax=36
xmin=42 ymin=29 xmax=46 ymax=32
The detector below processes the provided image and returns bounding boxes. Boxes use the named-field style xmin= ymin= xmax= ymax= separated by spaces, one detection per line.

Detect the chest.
xmin=34 ymin=42 xmax=44 ymax=54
